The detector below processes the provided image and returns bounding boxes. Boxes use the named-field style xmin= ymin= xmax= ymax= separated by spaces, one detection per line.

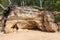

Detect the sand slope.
xmin=0 ymin=30 xmax=60 ymax=40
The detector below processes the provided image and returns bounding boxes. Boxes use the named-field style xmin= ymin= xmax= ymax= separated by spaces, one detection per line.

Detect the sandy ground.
xmin=0 ymin=30 xmax=60 ymax=40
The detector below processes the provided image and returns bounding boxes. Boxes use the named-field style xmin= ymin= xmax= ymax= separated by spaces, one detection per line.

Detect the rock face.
xmin=0 ymin=21 xmax=3 ymax=32
xmin=0 ymin=5 xmax=59 ymax=33
xmin=56 ymin=22 xmax=60 ymax=31
xmin=44 ymin=11 xmax=58 ymax=32
xmin=0 ymin=14 xmax=4 ymax=32
xmin=3 ymin=6 xmax=44 ymax=33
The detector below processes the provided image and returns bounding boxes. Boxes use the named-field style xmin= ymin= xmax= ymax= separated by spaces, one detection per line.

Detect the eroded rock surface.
xmin=44 ymin=11 xmax=58 ymax=32
xmin=0 ymin=14 xmax=4 ymax=32
xmin=3 ymin=6 xmax=44 ymax=33
xmin=0 ymin=5 xmax=59 ymax=33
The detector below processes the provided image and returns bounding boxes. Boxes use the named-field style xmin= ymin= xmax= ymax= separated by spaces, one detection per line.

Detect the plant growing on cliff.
xmin=54 ymin=14 xmax=60 ymax=22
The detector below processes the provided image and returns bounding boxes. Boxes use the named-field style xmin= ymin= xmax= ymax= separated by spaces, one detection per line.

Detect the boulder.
xmin=56 ymin=22 xmax=60 ymax=32
xmin=44 ymin=11 xmax=58 ymax=32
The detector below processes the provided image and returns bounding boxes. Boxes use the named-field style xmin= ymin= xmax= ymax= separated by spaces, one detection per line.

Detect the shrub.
xmin=54 ymin=14 xmax=60 ymax=22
